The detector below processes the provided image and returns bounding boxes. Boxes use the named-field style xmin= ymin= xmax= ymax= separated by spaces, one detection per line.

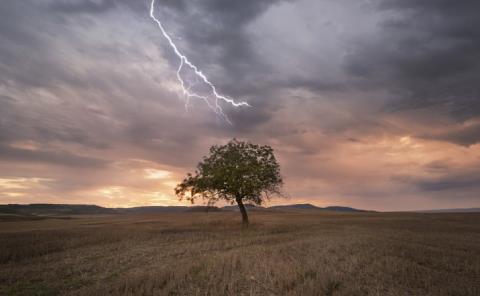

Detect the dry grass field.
xmin=0 ymin=211 xmax=479 ymax=295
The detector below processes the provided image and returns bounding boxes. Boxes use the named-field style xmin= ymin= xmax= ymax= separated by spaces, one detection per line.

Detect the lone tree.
xmin=175 ymin=139 xmax=283 ymax=226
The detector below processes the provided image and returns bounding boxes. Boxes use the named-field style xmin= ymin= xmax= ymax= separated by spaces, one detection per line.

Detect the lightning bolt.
xmin=149 ymin=0 xmax=250 ymax=123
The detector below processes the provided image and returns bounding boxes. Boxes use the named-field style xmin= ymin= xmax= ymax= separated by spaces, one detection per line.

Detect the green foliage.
xmin=175 ymin=139 xmax=283 ymax=206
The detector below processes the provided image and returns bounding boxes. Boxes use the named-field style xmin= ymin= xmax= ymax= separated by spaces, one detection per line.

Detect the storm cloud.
xmin=0 ymin=0 xmax=479 ymax=210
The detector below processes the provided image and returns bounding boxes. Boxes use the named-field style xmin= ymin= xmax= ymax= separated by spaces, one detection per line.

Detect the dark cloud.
xmin=0 ymin=95 xmax=109 ymax=149
xmin=420 ymin=121 xmax=480 ymax=146
xmin=152 ymin=0 xmax=289 ymax=96
xmin=0 ymin=0 xmax=479 ymax=209
xmin=423 ymin=159 xmax=451 ymax=173
xmin=417 ymin=173 xmax=480 ymax=193
xmin=344 ymin=0 xmax=480 ymax=123
xmin=0 ymin=145 xmax=109 ymax=168
xmin=394 ymin=159 xmax=480 ymax=199
xmin=0 ymin=2 xmax=55 ymax=88
xmin=49 ymin=0 xmax=116 ymax=14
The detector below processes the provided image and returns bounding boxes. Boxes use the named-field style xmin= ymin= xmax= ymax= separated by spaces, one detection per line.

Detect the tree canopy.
xmin=175 ymin=139 xmax=283 ymax=225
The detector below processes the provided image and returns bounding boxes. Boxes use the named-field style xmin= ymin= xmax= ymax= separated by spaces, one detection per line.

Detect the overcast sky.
xmin=1 ymin=0 xmax=479 ymax=210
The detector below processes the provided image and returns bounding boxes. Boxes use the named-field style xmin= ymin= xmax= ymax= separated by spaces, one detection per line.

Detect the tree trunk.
xmin=236 ymin=197 xmax=249 ymax=226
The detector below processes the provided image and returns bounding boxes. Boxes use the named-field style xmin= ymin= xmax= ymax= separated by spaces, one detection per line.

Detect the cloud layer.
xmin=0 ymin=0 xmax=479 ymax=210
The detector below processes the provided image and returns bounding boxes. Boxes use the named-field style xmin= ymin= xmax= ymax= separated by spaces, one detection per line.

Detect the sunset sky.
xmin=1 ymin=0 xmax=479 ymax=211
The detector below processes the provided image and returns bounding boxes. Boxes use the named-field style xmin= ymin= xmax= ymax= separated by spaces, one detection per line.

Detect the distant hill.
xmin=186 ymin=206 xmax=222 ymax=212
xmin=323 ymin=206 xmax=367 ymax=212
xmin=118 ymin=206 xmax=188 ymax=213
xmin=0 ymin=204 xmax=115 ymax=216
xmin=269 ymin=204 xmax=367 ymax=212
xmin=417 ymin=208 xmax=480 ymax=213
xmin=0 ymin=203 xmax=370 ymax=217
xmin=221 ymin=204 xmax=266 ymax=211
xmin=269 ymin=203 xmax=320 ymax=210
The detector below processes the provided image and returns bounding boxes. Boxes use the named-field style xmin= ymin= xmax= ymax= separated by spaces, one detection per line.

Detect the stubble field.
xmin=0 ymin=210 xmax=479 ymax=295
